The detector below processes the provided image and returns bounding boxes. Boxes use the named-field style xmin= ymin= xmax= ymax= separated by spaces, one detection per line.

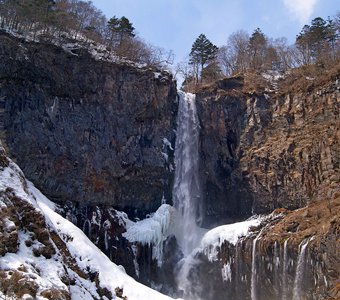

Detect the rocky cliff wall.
xmin=181 ymin=197 xmax=340 ymax=300
xmin=0 ymin=31 xmax=178 ymax=217
xmin=196 ymin=74 xmax=339 ymax=225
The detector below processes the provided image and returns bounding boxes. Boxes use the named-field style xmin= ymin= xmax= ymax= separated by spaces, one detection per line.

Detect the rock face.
xmin=181 ymin=197 xmax=340 ymax=300
xmin=0 ymin=144 xmax=105 ymax=300
xmin=196 ymin=74 xmax=339 ymax=225
xmin=0 ymin=31 xmax=178 ymax=217
xmin=1 ymin=30 xmax=339 ymax=300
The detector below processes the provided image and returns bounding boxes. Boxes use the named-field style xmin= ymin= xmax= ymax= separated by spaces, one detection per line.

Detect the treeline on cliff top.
xmin=179 ymin=12 xmax=340 ymax=88
xmin=0 ymin=0 xmax=174 ymax=68
xmin=0 ymin=1 xmax=339 ymax=86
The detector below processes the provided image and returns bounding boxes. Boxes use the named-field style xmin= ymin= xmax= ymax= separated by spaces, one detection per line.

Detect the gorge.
xmin=0 ymin=29 xmax=339 ymax=300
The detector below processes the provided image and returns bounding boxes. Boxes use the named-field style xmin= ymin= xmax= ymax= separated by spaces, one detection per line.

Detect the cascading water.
xmin=292 ymin=240 xmax=309 ymax=300
xmin=172 ymin=91 xmax=203 ymax=256
xmin=282 ymin=239 xmax=289 ymax=300
xmin=168 ymin=91 xmax=316 ymax=300
xmin=172 ymin=91 xmax=205 ymax=298
xmin=251 ymin=234 xmax=260 ymax=300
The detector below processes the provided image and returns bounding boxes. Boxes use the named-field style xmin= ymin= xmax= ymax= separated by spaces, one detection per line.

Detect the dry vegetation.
xmin=278 ymin=61 xmax=340 ymax=95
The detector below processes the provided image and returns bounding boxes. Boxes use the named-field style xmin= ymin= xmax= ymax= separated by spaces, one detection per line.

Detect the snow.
xmin=0 ymin=153 xmax=180 ymax=299
xmin=161 ymin=151 xmax=169 ymax=162
xmin=199 ymin=217 xmax=262 ymax=262
xmin=0 ymin=160 xmax=36 ymax=207
xmin=123 ymin=204 xmax=175 ymax=266
xmin=1 ymin=27 xmax=171 ymax=75
xmin=30 ymin=185 xmax=179 ymax=299
xmin=3 ymin=217 xmax=16 ymax=232
xmin=2 ymin=230 xmax=78 ymax=299
xmin=154 ymin=72 xmax=161 ymax=79
xmin=262 ymin=70 xmax=284 ymax=90
xmin=262 ymin=71 xmax=284 ymax=82
xmin=162 ymin=137 xmax=174 ymax=150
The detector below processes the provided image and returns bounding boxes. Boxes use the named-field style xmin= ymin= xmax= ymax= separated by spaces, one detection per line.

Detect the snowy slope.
xmin=0 ymin=145 xmax=180 ymax=300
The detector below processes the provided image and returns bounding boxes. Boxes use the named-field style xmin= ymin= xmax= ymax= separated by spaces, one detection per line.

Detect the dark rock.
xmin=0 ymin=31 xmax=178 ymax=218
xmin=196 ymin=75 xmax=339 ymax=225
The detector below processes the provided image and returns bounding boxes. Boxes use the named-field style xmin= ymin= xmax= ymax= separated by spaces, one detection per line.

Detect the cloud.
xmin=283 ymin=0 xmax=318 ymax=24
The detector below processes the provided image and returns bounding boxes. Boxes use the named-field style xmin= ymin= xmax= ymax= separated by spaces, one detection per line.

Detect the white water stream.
xmin=172 ymin=91 xmax=204 ymax=256
xmin=292 ymin=240 xmax=309 ymax=300
xmin=172 ymin=91 xmax=206 ymax=298
xmin=251 ymin=233 xmax=260 ymax=300
xmin=170 ymin=91 xmax=313 ymax=300
xmin=282 ymin=239 xmax=289 ymax=300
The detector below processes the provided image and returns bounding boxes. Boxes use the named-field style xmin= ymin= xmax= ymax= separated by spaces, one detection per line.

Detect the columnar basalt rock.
xmin=1 ymin=29 xmax=339 ymax=300
xmin=195 ymin=75 xmax=339 ymax=225
xmin=181 ymin=198 xmax=340 ymax=300
xmin=0 ymin=31 xmax=178 ymax=218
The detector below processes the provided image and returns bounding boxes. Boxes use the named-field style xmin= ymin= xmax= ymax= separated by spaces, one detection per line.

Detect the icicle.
xmin=82 ymin=219 xmax=91 ymax=239
xmin=161 ymin=193 xmax=166 ymax=205
xmin=221 ymin=261 xmax=232 ymax=282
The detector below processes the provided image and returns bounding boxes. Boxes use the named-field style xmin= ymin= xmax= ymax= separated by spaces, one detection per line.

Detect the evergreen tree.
xmin=248 ymin=28 xmax=267 ymax=69
xmin=119 ymin=16 xmax=135 ymax=38
xmin=296 ymin=17 xmax=338 ymax=64
xmin=107 ymin=16 xmax=120 ymax=45
xmin=189 ymin=34 xmax=218 ymax=82
xmin=107 ymin=15 xmax=134 ymax=46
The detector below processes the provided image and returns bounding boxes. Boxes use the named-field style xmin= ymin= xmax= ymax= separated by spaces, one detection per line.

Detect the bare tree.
xmin=218 ymin=30 xmax=250 ymax=76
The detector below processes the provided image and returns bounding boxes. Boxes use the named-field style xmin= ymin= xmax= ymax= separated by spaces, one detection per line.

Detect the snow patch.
xmin=200 ymin=217 xmax=262 ymax=262
xmin=0 ymin=151 xmax=180 ymax=299
xmin=123 ymin=204 xmax=175 ymax=266
xmin=162 ymin=137 xmax=174 ymax=150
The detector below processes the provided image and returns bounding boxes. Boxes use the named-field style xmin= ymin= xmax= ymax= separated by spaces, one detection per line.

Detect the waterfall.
xmin=282 ymin=239 xmax=289 ymax=300
xmin=292 ymin=240 xmax=309 ymax=300
xmin=274 ymin=241 xmax=279 ymax=297
xmin=251 ymin=234 xmax=260 ymax=300
xmin=172 ymin=91 xmax=203 ymax=256
xmin=172 ymin=91 xmax=205 ymax=299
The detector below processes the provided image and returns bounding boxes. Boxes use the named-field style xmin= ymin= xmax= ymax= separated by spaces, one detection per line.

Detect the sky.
xmin=91 ymin=0 xmax=339 ymax=66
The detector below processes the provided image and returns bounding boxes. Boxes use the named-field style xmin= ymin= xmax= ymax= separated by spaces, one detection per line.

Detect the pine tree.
xmin=189 ymin=34 xmax=218 ymax=82
xmin=248 ymin=28 xmax=267 ymax=69
xmin=296 ymin=17 xmax=338 ymax=64
xmin=107 ymin=16 xmax=135 ymax=47
xmin=107 ymin=16 xmax=120 ymax=45
xmin=119 ymin=16 xmax=135 ymax=39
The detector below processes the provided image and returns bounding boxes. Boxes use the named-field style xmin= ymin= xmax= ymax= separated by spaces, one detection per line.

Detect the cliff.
xmin=0 ymin=30 xmax=178 ymax=218
xmin=0 ymin=142 xmax=177 ymax=300
xmin=196 ymin=72 xmax=339 ymax=225
xmin=1 ymin=30 xmax=339 ymax=300
xmin=175 ymin=196 xmax=340 ymax=300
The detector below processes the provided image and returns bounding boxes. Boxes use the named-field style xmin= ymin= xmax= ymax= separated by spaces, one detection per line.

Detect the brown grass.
xmin=0 ymin=270 xmax=38 ymax=299
xmin=278 ymin=62 xmax=340 ymax=95
xmin=40 ymin=288 xmax=71 ymax=300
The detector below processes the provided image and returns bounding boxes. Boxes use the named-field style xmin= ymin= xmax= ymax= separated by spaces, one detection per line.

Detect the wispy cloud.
xmin=283 ymin=0 xmax=318 ymax=24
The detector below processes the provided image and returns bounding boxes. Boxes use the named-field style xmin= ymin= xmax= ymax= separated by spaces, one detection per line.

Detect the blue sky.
xmin=92 ymin=0 xmax=338 ymax=64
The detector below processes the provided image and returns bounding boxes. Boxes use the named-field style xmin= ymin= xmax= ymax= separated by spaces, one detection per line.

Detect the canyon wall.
xmin=1 ymin=30 xmax=339 ymax=299
xmin=0 ymin=31 xmax=178 ymax=218
xmin=179 ymin=197 xmax=340 ymax=300
xmin=196 ymin=75 xmax=339 ymax=225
